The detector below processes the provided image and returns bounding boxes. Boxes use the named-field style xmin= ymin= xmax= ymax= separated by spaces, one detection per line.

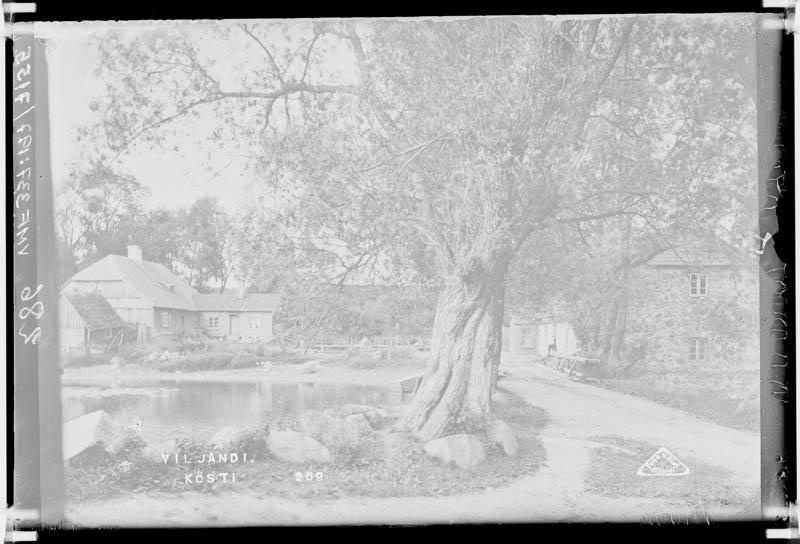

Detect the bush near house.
xmin=601 ymin=366 xmax=759 ymax=432
xmin=64 ymin=353 xmax=109 ymax=368
xmin=152 ymin=350 xmax=261 ymax=372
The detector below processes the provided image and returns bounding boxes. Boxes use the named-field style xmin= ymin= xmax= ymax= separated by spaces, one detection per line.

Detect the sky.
xmin=40 ymin=22 xmax=258 ymax=212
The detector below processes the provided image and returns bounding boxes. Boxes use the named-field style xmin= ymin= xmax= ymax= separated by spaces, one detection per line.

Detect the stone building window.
xmin=208 ymin=316 xmax=219 ymax=329
xmin=689 ymin=337 xmax=707 ymax=361
xmin=160 ymin=311 xmax=171 ymax=328
xmin=689 ymin=273 xmax=708 ymax=297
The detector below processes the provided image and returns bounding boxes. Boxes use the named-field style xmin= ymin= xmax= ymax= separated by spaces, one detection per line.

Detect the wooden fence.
xmin=310 ymin=335 xmax=431 ymax=354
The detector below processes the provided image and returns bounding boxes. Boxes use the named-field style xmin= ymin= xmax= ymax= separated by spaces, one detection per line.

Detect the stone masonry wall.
xmin=625 ymin=265 xmax=759 ymax=372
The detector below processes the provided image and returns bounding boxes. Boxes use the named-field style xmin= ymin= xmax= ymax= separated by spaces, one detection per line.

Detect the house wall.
xmin=58 ymin=296 xmax=86 ymax=350
xmin=63 ymin=279 xmax=153 ymax=326
xmin=240 ymin=312 xmax=274 ymax=342
xmin=199 ymin=311 xmax=274 ymax=341
xmin=201 ymin=311 xmax=231 ymax=337
xmin=153 ymin=308 xmax=199 ymax=335
xmin=509 ymin=319 xmax=577 ymax=356
xmin=626 ymin=265 xmax=759 ymax=371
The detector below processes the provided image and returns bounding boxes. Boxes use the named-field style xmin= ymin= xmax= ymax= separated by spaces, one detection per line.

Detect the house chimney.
xmin=127 ymin=245 xmax=143 ymax=264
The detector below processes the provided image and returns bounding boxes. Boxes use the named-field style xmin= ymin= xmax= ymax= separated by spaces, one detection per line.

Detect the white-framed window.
xmin=520 ymin=326 xmax=535 ymax=348
xmin=689 ymin=337 xmax=707 ymax=361
xmin=208 ymin=316 xmax=219 ymax=329
xmin=689 ymin=273 xmax=708 ymax=297
xmin=195 ymin=314 xmax=203 ymax=327
xmin=104 ymin=329 xmax=113 ymax=339
xmin=161 ymin=311 xmax=171 ymax=328
xmin=250 ymin=317 xmax=261 ymax=329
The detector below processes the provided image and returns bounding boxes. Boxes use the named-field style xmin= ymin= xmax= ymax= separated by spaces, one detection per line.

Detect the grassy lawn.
xmin=584 ymin=435 xmax=760 ymax=518
xmin=65 ymin=389 xmax=548 ymax=502
xmin=600 ymin=367 xmax=759 ymax=432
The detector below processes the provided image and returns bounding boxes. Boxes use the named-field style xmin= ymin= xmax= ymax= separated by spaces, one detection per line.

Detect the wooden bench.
xmin=399 ymin=373 xmax=424 ymax=401
xmin=546 ymin=353 xmax=601 ymax=382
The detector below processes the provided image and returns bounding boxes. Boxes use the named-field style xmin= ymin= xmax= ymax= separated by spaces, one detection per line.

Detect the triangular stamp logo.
xmin=636 ymin=447 xmax=690 ymax=476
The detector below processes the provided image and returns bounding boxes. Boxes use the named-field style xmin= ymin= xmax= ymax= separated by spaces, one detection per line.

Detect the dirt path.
xmin=65 ymin=358 xmax=760 ymax=526
xmin=500 ymin=358 xmax=759 ymax=485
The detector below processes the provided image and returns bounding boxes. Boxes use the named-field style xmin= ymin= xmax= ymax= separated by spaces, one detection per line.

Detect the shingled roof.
xmin=66 ymin=292 xmax=125 ymax=331
xmin=193 ymin=292 xmax=279 ymax=312
xmin=65 ymin=250 xmax=278 ymax=312
xmin=648 ymin=240 xmax=739 ymax=267
xmin=68 ymin=254 xmax=198 ymax=310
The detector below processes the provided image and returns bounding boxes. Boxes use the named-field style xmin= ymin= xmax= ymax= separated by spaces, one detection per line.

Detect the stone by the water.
xmin=267 ymin=430 xmax=332 ymax=464
xmin=210 ymin=426 xmax=241 ymax=449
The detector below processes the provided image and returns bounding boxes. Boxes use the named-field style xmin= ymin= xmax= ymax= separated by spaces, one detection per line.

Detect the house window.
xmin=105 ymin=329 xmax=113 ymax=339
xmin=250 ymin=317 xmax=261 ymax=329
xmin=195 ymin=314 xmax=203 ymax=327
xmin=689 ymin=337 xmax=707 ymax=361
xmin=689 ymin=273 xmax=708 ymax=297
xmin=161 ymin=311 xmax=171 ymax=328
xmin=520 ymin=327 xmax=535 ymax=348
xmin=208 ymin=316 xmax=219 ymax=329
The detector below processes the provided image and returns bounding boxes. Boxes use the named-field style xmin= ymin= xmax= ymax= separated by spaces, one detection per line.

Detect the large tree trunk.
xmin=397 ymin=257 xmax=508 ymax=441
xmin=598 ymin=274 xmax=631 ymax=377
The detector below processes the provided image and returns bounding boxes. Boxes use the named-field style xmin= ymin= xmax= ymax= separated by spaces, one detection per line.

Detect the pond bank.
xmin=62 ymin=360 xmax=427 ymax=388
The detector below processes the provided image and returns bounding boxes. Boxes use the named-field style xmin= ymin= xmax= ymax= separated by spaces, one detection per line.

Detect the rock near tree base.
xmin=423 ymin=433 xmax=486 ymax=469
xmin=488 ymin=419 xmax=519 ymax=457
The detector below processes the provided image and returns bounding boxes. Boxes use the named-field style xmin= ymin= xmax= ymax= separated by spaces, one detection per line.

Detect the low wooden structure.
xmin=60 ymin=292 xmax=127 ymax=355
xmin=545 ymin=353 xmax=601 ymax=383
xmin=390 ymin=373 xmax=425 ymax=401
xmin=311 ymin=336 xmax=431 ymax=354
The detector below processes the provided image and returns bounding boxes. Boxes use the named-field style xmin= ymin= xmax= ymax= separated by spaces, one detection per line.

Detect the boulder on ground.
xmin=300 ymin=409 xmax=365 ymax=451
xmin=339 ymin=404 xmax=389 ymax=428
xmin=424 ymin=433 xmax=486 ymax=469
xmin=104 ymin=417 xmax=144 ymax=454
xmin=62 ymin=410 xmax=115 ymax=461
xmin=488 ymin=419 xmax=519 ymax=457
xmin=345 ymin=413 xmax=372 ymax=434
xmin=267 ymin=430 xmax=332 ymax=464
xmin=210 ymin=426 xmax=241 ymax=449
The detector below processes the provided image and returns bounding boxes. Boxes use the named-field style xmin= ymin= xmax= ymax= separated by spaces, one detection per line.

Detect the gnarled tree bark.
xmin=397 ymin=251 xmax=509 ymax=441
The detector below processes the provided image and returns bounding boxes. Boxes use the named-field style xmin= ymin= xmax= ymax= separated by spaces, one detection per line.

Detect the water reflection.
xmin=62 ymin=380 xmax=398 ymax=443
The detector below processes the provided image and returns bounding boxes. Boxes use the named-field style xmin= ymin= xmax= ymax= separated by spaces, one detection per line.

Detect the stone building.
xmin=624 ymin=241 xmax=759 ymax=371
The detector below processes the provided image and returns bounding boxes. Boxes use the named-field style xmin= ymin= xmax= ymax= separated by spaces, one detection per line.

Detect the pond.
xmin=62 ymin=380 xmax=399 ymax=444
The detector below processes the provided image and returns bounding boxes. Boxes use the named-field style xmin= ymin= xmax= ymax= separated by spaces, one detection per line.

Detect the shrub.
xmin=117 ymin=345 xmax=152 ymax=365
xmin=231 ymin=351 xmax=259 ymax=369
xmin=154 ymin=349 xmax=261 ymax=372
xmin=230 ymin=428 xmax=269 ymax=459
xmin=344 ymin=353 xmax=381 ymax=369
xmin=156 ymin=352 xmax=233 ymax=372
